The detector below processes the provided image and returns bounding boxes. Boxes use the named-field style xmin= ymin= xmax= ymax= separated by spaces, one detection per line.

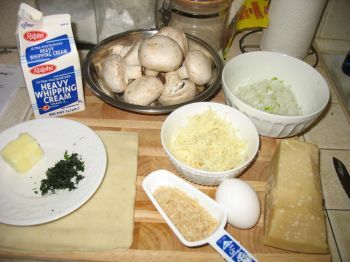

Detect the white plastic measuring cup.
xmin=143 ymin=169 xmax=257 ymax=262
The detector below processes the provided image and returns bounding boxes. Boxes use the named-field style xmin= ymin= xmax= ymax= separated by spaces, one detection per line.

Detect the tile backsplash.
xmin=37 ymin=0 xmax=97 ymax=44
xmin=1 ymin=0 xmax=349 ymax=49
xmin=315 ymin=0 xmax=350 ymax=53
xmin=0 ymin=0 xmax=37 ymax=48
xmin=316 ymin=0 xmax=350 ymax=41
xmin=0 ymin=0 xmax=156 ymax=48
xmin=38 ymin=0 xmax=156 ymax=44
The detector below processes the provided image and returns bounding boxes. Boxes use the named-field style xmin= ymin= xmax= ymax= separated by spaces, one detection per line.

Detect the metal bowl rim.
xmin=82 ymin=28 xmax=223 ymax=114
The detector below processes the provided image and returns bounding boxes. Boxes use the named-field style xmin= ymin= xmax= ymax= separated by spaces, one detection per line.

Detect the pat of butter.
xmin=1 ymin=133 xmax=44 ymax=173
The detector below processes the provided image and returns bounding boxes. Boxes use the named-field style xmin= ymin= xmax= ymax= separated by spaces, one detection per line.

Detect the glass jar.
xmin=156 ymin=0 xmax=230 ymax=51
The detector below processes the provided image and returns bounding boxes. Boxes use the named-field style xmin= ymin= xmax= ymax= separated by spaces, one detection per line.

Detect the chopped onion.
xmin=234 ymin=77 xmax=302 ymax=116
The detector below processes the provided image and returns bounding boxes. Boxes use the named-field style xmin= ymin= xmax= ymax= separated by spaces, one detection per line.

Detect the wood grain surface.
xmin=0 ymin=87 xmax=331 ymax=262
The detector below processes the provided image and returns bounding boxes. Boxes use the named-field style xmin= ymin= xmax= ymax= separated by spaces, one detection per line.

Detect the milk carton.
xmin=16 ymin=3 xmax=85 ymax=118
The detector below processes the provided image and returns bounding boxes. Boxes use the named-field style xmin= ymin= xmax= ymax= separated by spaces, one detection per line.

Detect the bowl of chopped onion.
xmin=161 ymin=102 xmax=259 ymax=186
xmin=222 ymin=51 xmax=330 ymax=138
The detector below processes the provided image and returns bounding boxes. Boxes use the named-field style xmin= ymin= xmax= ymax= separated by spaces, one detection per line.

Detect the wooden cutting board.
xmin=0 ymin=88 xmax=331 ymax=262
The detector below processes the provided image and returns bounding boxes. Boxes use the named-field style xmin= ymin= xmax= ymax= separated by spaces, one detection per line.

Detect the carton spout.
xmin=18 ymin=3 xmax=43 ymax=21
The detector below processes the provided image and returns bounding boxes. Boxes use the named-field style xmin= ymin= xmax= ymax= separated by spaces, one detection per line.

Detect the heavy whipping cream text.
xmin=17 ymin=3 xmax=85 ymax=118
xmin=33 ymin=66 xmax=79 ymax=110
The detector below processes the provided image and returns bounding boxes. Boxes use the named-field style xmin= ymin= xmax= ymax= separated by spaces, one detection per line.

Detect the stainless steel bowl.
xmin=82 ymin=29 xmax=223 ymax=114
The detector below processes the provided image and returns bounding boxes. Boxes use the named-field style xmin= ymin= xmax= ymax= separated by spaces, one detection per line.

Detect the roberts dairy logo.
xmin=20 ymin=21 xmax=34 ymax=29
xmin=24 ymin=31 xmax=47 ymax=42
xmin=30 ymin=64 xmax=56 ymax=75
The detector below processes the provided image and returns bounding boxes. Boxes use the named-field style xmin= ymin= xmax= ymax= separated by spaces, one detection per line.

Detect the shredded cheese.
xmin=170 ymin=109 xmax=247 ymax=172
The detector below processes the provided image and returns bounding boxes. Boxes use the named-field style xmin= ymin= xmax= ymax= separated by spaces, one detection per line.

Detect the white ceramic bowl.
xmin=161 ymin=102 xmax=259 ymax=186
xmin=222 ymin=51 xmax=330 ymax=138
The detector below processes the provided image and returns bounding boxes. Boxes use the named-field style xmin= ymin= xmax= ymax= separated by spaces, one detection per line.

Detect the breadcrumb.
xmin=154 ymin=186 xmax=218 ymax=242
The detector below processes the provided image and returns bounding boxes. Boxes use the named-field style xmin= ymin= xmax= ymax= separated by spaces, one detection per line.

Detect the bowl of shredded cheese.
xmin=222 ymin=51 xmax=330 ymax=138
xmin=161 ymin=102 xmax=259 ymax=185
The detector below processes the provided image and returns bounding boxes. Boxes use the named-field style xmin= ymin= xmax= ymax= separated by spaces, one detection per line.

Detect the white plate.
xmin=0 ymin=118 xmax=107 ymax=226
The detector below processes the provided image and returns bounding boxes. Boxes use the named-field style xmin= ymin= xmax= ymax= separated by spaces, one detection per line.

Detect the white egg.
xmin=215 ymin=178 xmax=260 ymax=229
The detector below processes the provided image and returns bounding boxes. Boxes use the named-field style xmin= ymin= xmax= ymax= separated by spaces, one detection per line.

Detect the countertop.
xmin=0 ymin=32 xmax=350 ymax=261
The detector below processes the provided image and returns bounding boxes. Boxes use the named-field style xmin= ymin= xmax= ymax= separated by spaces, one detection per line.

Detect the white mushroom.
xmin=176 ymin=50 xmax=212 ymax=86
xmin=207 ymin=67 xmax=218 ymax=86
xmin=144 ymin=69 xmax=159 ymax=77
xmin=125 ymin=65 xmax=142 ymax=80
xmin=102 ymin=54 xmax=142 ymax=93
xmin=159 ymin=71 xmax=196 ymax=105
xmin=188 ymin=38 xmax=212 ymax=58
xmin=123 ymin=76 xmax=164 ymax=106
xmin=138 ymin=35 xmax=183 ymax=72
xmin=157 ymin=26 xmax=189 ymax=56
xmin=176 ymin=63 xmax=188 ymax=79
xmin=112 ymin=44 xmax=132 ymax=57
xmin=124 ymin=39 xmax=142 ymax=66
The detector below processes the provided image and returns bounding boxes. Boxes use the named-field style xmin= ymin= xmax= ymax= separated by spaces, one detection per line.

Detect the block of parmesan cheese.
xmin=263 ymin=139 xmax=328 ymax=253
xmin=1 ymin=133 xmax=44 ymax=173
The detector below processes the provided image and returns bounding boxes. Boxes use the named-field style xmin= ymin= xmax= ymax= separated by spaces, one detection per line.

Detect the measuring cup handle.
xmin=208 ymin=229 xmax=258 ymax=262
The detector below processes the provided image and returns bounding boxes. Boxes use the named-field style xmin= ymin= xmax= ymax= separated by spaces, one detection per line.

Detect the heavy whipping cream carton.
xmin=16 ymin=3 xmax=85 ymax=118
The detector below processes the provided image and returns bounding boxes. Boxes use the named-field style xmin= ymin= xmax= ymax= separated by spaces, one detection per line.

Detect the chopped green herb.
xmin=40 ymin=151 xmax=85 ymax=195
xmin=264 ymin=106 xmax=272 ymax=112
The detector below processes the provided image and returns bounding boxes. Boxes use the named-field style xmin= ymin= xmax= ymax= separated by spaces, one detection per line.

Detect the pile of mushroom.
xmin=101 ymin=26 xmax=214 ymax=106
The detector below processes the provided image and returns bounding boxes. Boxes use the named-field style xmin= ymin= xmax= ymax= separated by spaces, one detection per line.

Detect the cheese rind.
xmin=263 ymin=139 xmax=328 ymax=253
xmin=1 ymin=133 xmax=44 ymax=173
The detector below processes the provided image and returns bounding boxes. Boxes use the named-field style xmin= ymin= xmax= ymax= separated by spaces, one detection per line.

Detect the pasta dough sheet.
xmin=0 ymin=131 xmax=139 ymax=252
